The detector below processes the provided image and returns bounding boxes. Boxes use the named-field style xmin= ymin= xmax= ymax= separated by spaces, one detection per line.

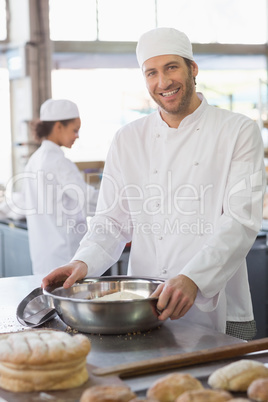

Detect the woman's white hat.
xmin=40 ymin=99 xmax=80 ymax=121
xmin=136 ymin=27 xmax=194 ymax=68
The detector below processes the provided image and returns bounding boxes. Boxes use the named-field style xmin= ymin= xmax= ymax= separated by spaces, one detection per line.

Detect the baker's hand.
xmin=41 ymin=260 xmax=88 ymax=289
xmin=152 ymin=274 xmax=198 ymax=321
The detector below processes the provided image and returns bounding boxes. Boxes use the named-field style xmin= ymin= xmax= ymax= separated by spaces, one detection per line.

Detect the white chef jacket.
xmin=24 ymin=140 xmax=98 ymax=275
xmin=73 ymin=93 xmax=266 ymax=333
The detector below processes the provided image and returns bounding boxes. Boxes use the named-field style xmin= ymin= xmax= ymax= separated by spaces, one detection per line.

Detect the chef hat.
xmin=136 ymin=27 xmax=194 ymax=68
xmin=40 ymin=99 xmax=80 ymax=121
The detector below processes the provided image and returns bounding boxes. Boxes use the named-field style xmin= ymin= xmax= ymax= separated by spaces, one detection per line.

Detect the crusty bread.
xmin=0 ymin=329 xmax=90 ymax=365
xmin=80 ymin=385 xmax=136 ymax=402
xmin=129 ymin=399 xmax=158 ymax=402
xmin=0 ymin=361 xmax=89 ymax=392
xmin=208 ymin=359 xmax=268 ymax=391
xmin=228 ymin=399 xmax=250 ymax=401
xmin=0 ymin=330 xmax=91 ymax=392
xmin=247 ymin=377 xmax=268 ymax=401
xmin=175 ymin=389 xmax=232 ymax=401
xmin=146 ymin=373 xmax=203 ymax=402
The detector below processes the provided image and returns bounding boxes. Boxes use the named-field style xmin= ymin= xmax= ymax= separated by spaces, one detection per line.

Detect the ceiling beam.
xmin=52 ymin=41 xmax=268 ymax=56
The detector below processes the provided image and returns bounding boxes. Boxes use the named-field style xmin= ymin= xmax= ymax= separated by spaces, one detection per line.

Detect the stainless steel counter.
xmin=1 ymin=274 xmax=267 ymax=399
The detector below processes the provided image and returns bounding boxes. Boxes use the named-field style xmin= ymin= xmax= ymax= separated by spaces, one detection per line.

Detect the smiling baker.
xmin=42 ymin=27 xmax=266 ymax=341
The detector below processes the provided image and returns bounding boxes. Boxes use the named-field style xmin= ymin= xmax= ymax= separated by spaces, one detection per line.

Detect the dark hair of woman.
xmin=31 ymin=119 xmax=74 ymax=143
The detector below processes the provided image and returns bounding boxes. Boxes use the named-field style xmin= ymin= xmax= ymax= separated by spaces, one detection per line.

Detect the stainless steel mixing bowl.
xmin=43 ymin=276 xmax=164 ymax=334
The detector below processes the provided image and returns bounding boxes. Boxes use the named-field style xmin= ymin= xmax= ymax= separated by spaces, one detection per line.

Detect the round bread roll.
xmin=146 ymin=373 xmax=203 ymax=402
xmin=175 ymin=389 xmax=232 ymax=401
xmin=80 ymin=385 xmax=136 ymax=402
xmin=129 ymin=399 xmax=158 ymax=402
xmin=129 ymin=399 xmax=158 ymax=401
xmin=208 ymin=359 xmax=268 ymax=391
xmin=247 ymin=377 xmax=268 ymax=401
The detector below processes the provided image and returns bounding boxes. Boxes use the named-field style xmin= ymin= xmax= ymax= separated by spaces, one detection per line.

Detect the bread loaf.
xmin=0 ymin=329 xmax=91 ymax=392
xmin=247 ymin=377 xmax=268 ymax=401
xmin=80 ymin=385 xmax=136 ymax=402
xmin=129 ymin=399 xmax=158 ymax=402
xmin=175 ymin=389 xmax=232 ymax=401
xmin=146 ymin=373 xmax=203 ymax=402
xmin=0 ymin=329 xmax=90 ymax=364
xmin=208 ymin=359 xmax=268 ymax=391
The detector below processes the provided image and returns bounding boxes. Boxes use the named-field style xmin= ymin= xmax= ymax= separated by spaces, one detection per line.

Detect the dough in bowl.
xmin=95 ymin=291 xmax=145 ymax=301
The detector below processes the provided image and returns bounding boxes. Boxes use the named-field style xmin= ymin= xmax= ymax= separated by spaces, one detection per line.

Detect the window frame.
xmin=0 ymin=0 xmax=9 ymax=44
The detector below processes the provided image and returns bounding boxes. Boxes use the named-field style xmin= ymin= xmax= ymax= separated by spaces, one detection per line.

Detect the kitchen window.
xmin=49 ymin=0 xmax=267 ymax=44
xmin=0 ymin=0 xmax=7 ymax=41
xmin=47 ymin=0 xmax=268 ymax=166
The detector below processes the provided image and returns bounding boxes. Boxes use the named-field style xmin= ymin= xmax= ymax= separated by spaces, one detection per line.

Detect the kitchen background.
xmin=0 ymin=0 xmax=267 ymax=186
xmin=1 ymin=0 xmax=268 ymax=338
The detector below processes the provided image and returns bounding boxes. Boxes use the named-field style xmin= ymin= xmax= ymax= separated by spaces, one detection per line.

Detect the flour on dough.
xmin=96 ymin=291 xmax=145 ymax=301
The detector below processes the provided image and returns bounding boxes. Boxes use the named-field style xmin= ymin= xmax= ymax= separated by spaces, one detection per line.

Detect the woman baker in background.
xmin=24 ymin=99 xmax=99 ymax=275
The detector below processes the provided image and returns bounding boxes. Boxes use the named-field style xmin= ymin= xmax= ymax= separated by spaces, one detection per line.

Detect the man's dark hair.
xmin=183 ymin=58 xmax=197 ymax=86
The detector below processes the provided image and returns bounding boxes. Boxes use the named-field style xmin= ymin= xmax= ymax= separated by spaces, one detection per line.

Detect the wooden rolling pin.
xmin=92 ymin=337 xmax=268 ymax=378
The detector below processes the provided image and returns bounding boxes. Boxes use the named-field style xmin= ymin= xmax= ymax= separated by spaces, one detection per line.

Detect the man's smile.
xmin=161 ymin=88 xmax=180 ymax=97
